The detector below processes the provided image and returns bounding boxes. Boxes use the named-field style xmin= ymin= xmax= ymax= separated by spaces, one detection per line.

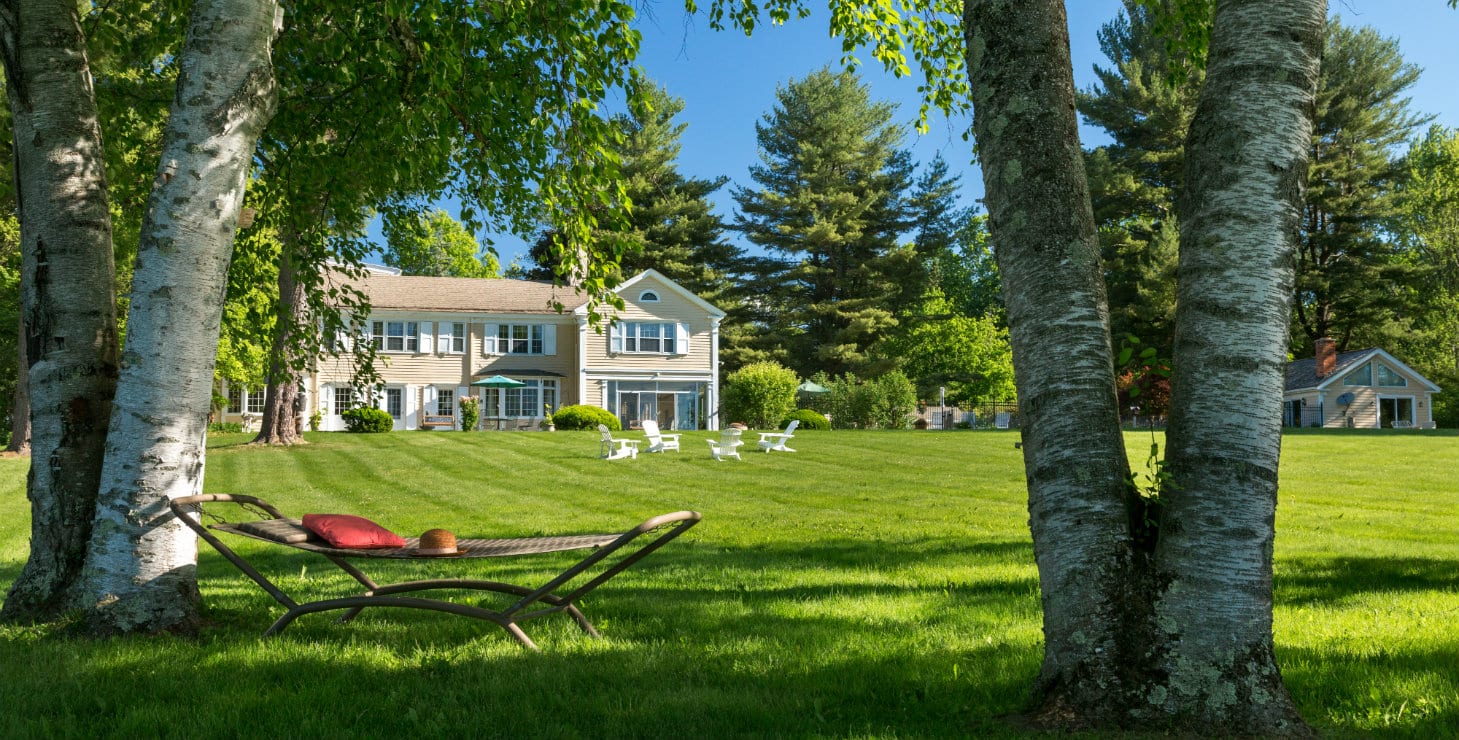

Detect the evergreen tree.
xmin=528 ymin=84 xmax=740 ymax=299
xmin=1077 ymin=0 xmax=1206 ymax=353
xmin=732 ymin=68 xmax=915 ymax=378
xmin=1293 ymin=18 xmax=1431 ymax=354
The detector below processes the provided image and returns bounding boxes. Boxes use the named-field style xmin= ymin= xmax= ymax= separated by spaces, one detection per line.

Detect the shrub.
xmin=780 ymin=408 xmax=829 ymax=430
xmin=207 ymin=422 xmax=243 ymax=434
xmin=723 ymin=361 xmax=798 ymax=429
xmin=552 ymin=404 xmax=620 ymax=431
xmin=341 ymin=407 xmax=393 ymax=433
xmin=824 ymin=371 xmax=918 ymax=429
xmin=458 ymin=395 xmax=480 ymax=431
xmin=308 ymin=410 xmax=322 ymax=432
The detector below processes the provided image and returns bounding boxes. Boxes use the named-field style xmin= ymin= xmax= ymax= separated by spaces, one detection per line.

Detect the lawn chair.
xmin=995 ymin=412 xmax=1011 ymax=430
xmin=641 ymin=419 xmax=680 ymax=453
xmin=757 ymin=419 xmax=799 ymax=453
xmin=170 ymin=493 xmax=700 ymax=650
xmin=707 ymin=428 xmax=743 ymax=461
xmin=599 ymin=424 xmax=639 ymax=459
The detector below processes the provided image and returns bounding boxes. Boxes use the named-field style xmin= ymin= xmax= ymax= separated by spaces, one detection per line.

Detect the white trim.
xmin=638 ymin=289 xmax=661 ymax=303
xmin=1313 ymin=349 xmax=1441 ymax=393
xmin=710 ymin=317 xmax=721 ymax=431
xmin=585 ymin=370 xmax=715 ymax=380
xmin=576 ymin=315 xmax=589 ymax=406
xmin=573 ymin=269 xmax=726 ymax=319
xmin=1376 ymin=393 xmax=1418 ymax=429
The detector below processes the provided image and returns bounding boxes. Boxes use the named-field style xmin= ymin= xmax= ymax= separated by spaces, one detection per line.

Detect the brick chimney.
xmin=1314 ymin=337 xmax=1337 ymax=379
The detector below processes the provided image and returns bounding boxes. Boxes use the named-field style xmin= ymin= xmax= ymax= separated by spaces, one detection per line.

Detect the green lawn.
xmin=1 ymin=429 xmax=1456 ymax=737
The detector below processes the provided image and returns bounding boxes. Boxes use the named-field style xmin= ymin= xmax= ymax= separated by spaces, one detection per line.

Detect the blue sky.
xmin=453 ymin=2 xmax=1459 ymax=267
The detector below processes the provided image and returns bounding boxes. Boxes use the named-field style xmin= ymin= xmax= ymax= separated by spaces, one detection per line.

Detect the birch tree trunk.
xmin=7 ymin=310 xmax=30 ymax=454
xmin=253 ymin=243 xmax=304 ymax=445
xmin=962 ymin=0 xmax=1142 ymax=724
xmin=0 ymin=0 xmax=120 ymax=620
xmin=76 ymin=0 xmax=281 ymax=634
xmin=962 ymin=0 xmax=1321 ymax=733
xmin=1155 ymin=0 xmax=1325 ymax=732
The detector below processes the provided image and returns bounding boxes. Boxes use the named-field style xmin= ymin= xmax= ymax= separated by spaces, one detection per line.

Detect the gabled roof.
xmin=574 ymin=269 xmax=727 ymax=319
xmin=339 ymin=273 xmax=589 ymax=314
xmin=1285 ymin=347 xmax=1441 ymax=393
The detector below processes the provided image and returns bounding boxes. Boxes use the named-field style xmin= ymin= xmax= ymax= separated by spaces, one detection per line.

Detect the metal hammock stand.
xmin=170 ymin=494 xmax=701 ymax=650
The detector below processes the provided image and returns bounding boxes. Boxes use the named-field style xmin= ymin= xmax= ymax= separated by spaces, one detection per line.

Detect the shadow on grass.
xmin=0 ymin=536 xmax=1041 ymax=738
xmin=1277 ymin=556 xmax=1459 ymax=606
xmin=1282 ymin=643 xmax=1459 ymax=737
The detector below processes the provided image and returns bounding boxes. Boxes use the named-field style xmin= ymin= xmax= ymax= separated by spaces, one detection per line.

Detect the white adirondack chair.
xmin=707 ymin=428 xmax=743 ymax=461
xmin=757 ymin=419 xmax=799 ymax=453
xmin=641 ymin=419 xmax=680 ymax=453
xmin=598 ymin=424 xmax=639 ymax=460
xmin=994 ymin=412 xmax=1011 ymax=430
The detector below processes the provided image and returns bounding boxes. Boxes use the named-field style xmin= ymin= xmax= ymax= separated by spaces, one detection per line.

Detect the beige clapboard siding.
xmin=584 ymin=276 xmax=714 ymax=372
xmin=1305 ymin=357 xmax=1433 ymax=428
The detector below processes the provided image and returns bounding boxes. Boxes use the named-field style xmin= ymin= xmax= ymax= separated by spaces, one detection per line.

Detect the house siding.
xmin=586 ymin=275 xmax=715 ymax=374
xmin=1286 ymin=354 xmax=1439 ymax=429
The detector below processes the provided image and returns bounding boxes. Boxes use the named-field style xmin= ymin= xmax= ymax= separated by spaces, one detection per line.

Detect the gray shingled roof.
xmin=1285 ymin=348 xmax=1376 ymax=392
xmin=338 ymin=274 xmax=591 ymax=314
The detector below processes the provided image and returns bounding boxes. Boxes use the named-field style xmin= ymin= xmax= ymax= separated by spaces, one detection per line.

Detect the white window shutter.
xmin=438 ymin=323 xmax=452 ymax=354
xmin=544 ymin=324 xmax=557 ymax=355
xmin=482 ymin=323 xmax=498 ymax=355
xmin=418 ymin=321 xmax=433 ymax=354
xmin=676 ymin=322 xmax=690 ymax=355
xmin=610 ymin=322 xmax=623 ymax=353
xmin=423 ymin=385 xmax=438 ymax=408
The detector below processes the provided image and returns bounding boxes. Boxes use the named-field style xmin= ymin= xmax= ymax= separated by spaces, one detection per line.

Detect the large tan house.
xmin=222 ymin=268 xmax=725 ymax=432
xmin=1283 ymin=339 xmax=1441 ymax=429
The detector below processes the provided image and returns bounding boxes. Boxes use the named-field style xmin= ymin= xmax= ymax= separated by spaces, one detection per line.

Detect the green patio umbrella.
xmin=796 ymin=380 xmax=829 ymax=394
xmin=471 ymin=374 xmax=526 ymax=388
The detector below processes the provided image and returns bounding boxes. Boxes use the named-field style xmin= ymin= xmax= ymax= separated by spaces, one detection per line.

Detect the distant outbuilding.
xmin=1284 ymin=339 xmax=1441 ymax=429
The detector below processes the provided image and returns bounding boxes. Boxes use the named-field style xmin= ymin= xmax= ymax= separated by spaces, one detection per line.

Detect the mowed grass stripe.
xmin=2 ymin=429 xmax=1457 ymax=737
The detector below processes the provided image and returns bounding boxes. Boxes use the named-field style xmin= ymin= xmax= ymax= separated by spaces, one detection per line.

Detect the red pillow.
xmin=302 ymin=514 xmax=406 ymax=549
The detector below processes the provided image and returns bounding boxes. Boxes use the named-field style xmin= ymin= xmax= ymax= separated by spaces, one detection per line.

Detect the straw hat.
xmin=418 ymin=528 xmax=459 ymax=556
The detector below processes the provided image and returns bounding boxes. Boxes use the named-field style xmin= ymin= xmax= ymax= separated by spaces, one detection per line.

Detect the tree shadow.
xmin=1277 ymin=555 xmax=1459 ymax=607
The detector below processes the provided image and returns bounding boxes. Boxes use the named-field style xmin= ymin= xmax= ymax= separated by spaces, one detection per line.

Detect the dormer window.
xmin=639 ymin=290 xmax=660 ymax=303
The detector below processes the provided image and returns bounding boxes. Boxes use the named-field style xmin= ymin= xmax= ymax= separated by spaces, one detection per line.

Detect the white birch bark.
xmin=0 ymin=0 xmax=120 ymax=619
xmin=962 ymin=0 xmax=1139 ymax=719
xmin=76 ymin=0 xmax=281 ymax=633
xmin=1156 ymin=0 xmax=1325 ymax=731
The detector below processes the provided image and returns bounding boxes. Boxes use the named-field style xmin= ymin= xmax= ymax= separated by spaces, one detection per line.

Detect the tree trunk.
xmin=961 ymin=0 xmax=1143 ymax=725
xmin=75 ymin=0 xmax=280 ymax=635
xmin=0 ymin=0 xmax=120 ymax=621
xmin=7 ymin=309 xmax=30 ymax=454
xmin=1156 ymin=0 xmax=1326 ymax=733
xmin=252 ymin=242 xmax=305 ymax=445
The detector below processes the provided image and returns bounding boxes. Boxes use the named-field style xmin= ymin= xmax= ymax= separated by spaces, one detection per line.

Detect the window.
xmin=444 ymin=322 xmax=466 ymax=354
xmin=497 ymin=324 xmax=544 ymax=354
xmin=1343 ymin=364 xmax=1372 ymax=386
xmin=227 ymin=386 xmax=243 ymax=414
xmin=370 ymin=321 xmax=418 ymax=352
xmin=639 ymin=290 xmax=660 ymax=302
xmin=1377 ymin=363 xmax=1407 ymax=387
xmin=384 ymin=387 xmax=403 ymax=419
xmin=614 ymin=322 xmax=678 ymax=354
xmin=436 ymin=388 xmax=455 ymax=416
xmin=333 ymin=387 xmax=353 ymax=415
xmin=246 ymin=387 xmax=265 ymax=414
xmin=486 ymin=379 xmax=558 ymax=418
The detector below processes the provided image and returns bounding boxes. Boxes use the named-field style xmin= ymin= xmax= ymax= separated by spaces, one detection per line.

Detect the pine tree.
xmin=1077 ymin=0 xmax=1206 ymax=353
xmin=732 ymin=68 xmax=915 ymax=378
xmin=1294 ymin=18 xmax=1431 ymax=354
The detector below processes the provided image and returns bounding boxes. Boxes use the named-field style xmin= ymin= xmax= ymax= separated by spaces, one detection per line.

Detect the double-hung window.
xmin=227 ymin=386 xmax=244 ymax=413
xmin=436 ymin=388 xmax=455 ymax=416
xmin=371 ymin=321 xmax=418 ymax=352
xmin=614 ymin=322 xmax=680 ymax=354
xmin=443 ymin=322 xmax=466 ymax=354
xmin=333 ymin=387 xmax=353 ymax=415
xmin=246 ymin=387 xmax=265 ymax=414
xmin=501 ymin=379 xmax=557 ymax=418
xmin=497 ymin=324 xmax=544 ymax=354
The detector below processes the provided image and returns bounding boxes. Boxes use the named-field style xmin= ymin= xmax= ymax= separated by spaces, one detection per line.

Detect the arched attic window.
xmin=639 ymin=290 xmax=661 ymax=303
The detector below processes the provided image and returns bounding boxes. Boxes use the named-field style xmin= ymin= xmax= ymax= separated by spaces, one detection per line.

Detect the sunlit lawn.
xmin=1 ymin=428 xmax=1456 ymax=737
